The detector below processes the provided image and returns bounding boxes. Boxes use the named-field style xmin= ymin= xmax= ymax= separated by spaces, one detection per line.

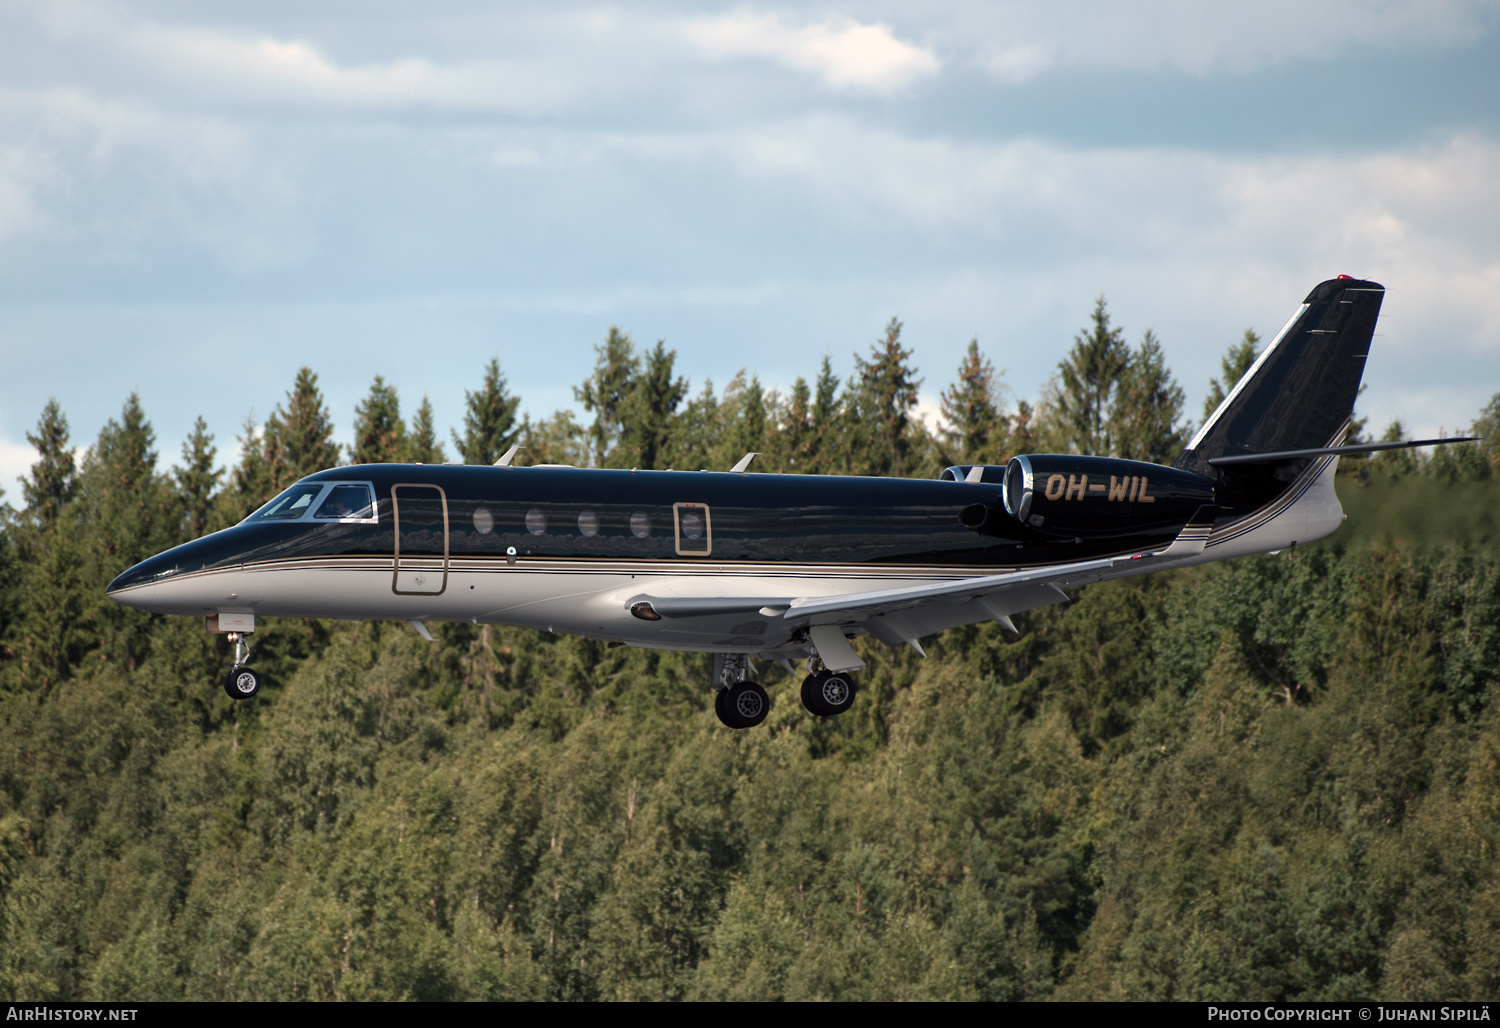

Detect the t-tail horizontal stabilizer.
xmin=1208 ymin=436 xmax=1481 ymax=468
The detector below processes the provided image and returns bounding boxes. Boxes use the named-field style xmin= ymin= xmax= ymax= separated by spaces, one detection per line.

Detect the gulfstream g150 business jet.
xmin=107 ymin=278 xmax=1469 ymax=728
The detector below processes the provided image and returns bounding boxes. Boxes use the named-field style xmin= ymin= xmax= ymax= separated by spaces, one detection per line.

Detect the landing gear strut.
xmin=800 ymin=659 xmax=856 ymax=718
xmin=222 ymin=632 xmax=262 ymax=700
xmin=711 ymin=654 xmax=770 ymax=729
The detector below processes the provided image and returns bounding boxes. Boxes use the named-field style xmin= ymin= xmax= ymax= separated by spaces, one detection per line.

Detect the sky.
xmin=1 ymin=0 xmax=1498 ymax=494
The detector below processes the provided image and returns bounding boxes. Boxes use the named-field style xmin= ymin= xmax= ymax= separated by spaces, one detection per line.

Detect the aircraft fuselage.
xmin=106 ymin=461 xmax=1225 ymax=655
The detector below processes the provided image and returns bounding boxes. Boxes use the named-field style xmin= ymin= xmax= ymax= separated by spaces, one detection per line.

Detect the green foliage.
xmin=574 ymin=329 xmax=639 ymax=468
xmin=407 ymin=395 xmax=446 ymax=465
xmin=1203 ymin=328 xmax=1261 ymax=425
xmin=844 ymin=318 xmax=924 ymax=478
xmin=454 ymin=358 xmax=521 ymax=467
xmin=174 ymin=417 xmax=220 ymax=540
xmin=23 ymin=400 xmax=75 ymax=530
xmin=1043 ymin=294 xmax=1130 ymax=456
xmin=616 ymin=341 xmax=687 ymax=471
xmin=1112 ymin=330 xmax=1187 ymax=463
xmin=518 ymin=411 xmax=586 ymax=468
xmin=5 ymin=306 xmax=1500 ymax=1002
xmin=351 ymin=377 xmax=406 ymax=465
xmin=276 ymin=368 xmax=343 ymax=482
xmin=939 ymin=339 xmax=1010 ymax=466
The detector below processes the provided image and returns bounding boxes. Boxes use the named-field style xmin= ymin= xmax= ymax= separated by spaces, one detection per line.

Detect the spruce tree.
xmin=222 ymin=412 xmax=277 ymax=526
xmin=23 ymin=399 xmax=76 ymax=529
xmin=409 ymin=395 xmax=446 ymax=464
xmin=615 ymin=341 xmax=686 ymax=470
xmin=846 ymin=318 xmax=922 ymax=477
xmin=518 ymin=411 xmax=586 ymax=466
xmin=454 ymin=358 xmax=521 ymax=466
xmin=716 ymin=373 xmax=768 ymax=471
xmin=73 ymin=394 xmax=168 ymax=671
xmin=574 ymin=329 xmax=639 ymax=467
xmin=670 ymin=380 xmax=721 ymax=473
xmin=1368 ymin=420 xmax=1419 ymax=479
xmin=1203 ymin=329 xmax=1261 ymax=424
xmin=174 ymin=416 xmax=220 ymax=539
xmin=812 ymin=355 xmax=841 ymax=428
xmin=1048 ymin=295 xmax=1129 ymax=456
xmin=275 ymin=368 xmax=341 ymax=482
xmin=777 ymin=376 xmax=814 ymax=473
xmin=940 ymin=339 xmax=1008 ymax=465
xmin=806 ymin=355 xmax=844 ymax=473
xmin=1110 ymin=330 xmax=1187 ymax=464
xmin=79 ymin=394 xmax=166 ymax=570
xmin=1472 ymin=392 xmax=1500 ymax=475
xmin=352 ymin=376 xmax=406 ymax=464
xmin=1011 ymin=399 xmax=1037 ymax=456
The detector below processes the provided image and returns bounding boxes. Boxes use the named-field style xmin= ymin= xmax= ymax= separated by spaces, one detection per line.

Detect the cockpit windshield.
xmin=247 ymin=481 xmax=379 ymax=524
xmin=250 ymin=484 xmax=324 ymax=521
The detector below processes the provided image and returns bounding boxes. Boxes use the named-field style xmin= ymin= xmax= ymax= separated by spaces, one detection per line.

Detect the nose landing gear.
xmin=222 ymin=632 xmax=262 ymax=700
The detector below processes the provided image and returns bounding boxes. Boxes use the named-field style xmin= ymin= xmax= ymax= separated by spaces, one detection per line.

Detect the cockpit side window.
xmin=250 ymin=484 xmax=324 ymax=521
xmin=315 ymin=483 xmax=376 ymax=521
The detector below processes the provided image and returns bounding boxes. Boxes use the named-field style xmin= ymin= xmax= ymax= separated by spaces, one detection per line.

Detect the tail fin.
xmin=1175 ymin=277 xmax=1383 ymax=481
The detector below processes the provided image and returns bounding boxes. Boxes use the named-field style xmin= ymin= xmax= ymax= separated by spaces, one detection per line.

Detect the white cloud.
xmin=955 ymin=0 xmax=1499 ymax=82
xmin=0 ymin=437 xmax=34 ymax=502
xmin=8 ymin=1 xmax=581 ymax=115
xmin=121 ymin=23 xmax=571 ymax=113
xmin=0 ymin=142 xmax=53 ymax=245
xmin=685 ymin=13 xmax=940 ymax=92
xmin=0 ymin=87 xmax=312 ymax=271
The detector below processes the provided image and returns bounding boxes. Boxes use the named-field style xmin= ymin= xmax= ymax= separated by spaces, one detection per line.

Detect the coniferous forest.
xmin=4 ymin=303 xmax=1500 ymax=1001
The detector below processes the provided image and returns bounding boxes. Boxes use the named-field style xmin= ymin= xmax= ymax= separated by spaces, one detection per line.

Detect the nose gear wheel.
xmin=224 ymin=667 xmax=262 ymax=699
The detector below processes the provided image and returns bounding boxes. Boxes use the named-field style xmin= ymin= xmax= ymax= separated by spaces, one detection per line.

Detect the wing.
xmin=623 ymin=509 xmax=1216 ymax=670
xmin=774 ymin=506 xmax=1216 ymax=669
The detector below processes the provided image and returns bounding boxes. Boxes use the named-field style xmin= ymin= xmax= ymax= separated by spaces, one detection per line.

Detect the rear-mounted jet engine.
xmin=1001 ymin=455 xmax=1216 ymax=539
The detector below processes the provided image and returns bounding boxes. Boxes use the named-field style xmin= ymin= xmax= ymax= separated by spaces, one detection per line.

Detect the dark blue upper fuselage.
xmin=108 ymin=463 xmax=1193 ymax=594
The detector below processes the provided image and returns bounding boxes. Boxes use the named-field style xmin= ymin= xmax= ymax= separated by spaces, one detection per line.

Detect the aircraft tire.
xmin=720 ymin=681 xmax=770 ymax=729
xmin=223 ymin=667 xmax=262 ymax=700
xmin=803 ymin=671 xmax=855 ymax=717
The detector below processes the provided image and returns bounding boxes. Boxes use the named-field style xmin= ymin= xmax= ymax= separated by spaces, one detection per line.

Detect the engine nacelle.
xmin=1002 ymin=454 xmax=1215 ymax=538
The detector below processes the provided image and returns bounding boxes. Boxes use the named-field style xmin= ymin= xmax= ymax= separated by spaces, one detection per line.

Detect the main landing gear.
xmin=712 ymin=653 xmax=769 ymax=729
xmin=801 ymin=667 xmax=857 ymax=717
xmin=222 ymin=632 xmax=262 ymax=700
xmin=710 ymin=654 xmax=858 ymax=729
xmin=715 ymin=681 xmax=770 ymax=729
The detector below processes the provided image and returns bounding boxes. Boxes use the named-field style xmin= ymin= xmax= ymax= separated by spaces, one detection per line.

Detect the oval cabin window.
xmin=578 ymin=511 xmax=599 ymax=537
xmin=525 ymin=509 xmax=547 ymax=535
xmin=472 ymin=508 xmax=494 ymax=534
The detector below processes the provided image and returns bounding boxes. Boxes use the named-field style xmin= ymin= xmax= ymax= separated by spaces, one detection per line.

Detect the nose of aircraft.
xmin=106 ymin=549 xmax=184 ymax=609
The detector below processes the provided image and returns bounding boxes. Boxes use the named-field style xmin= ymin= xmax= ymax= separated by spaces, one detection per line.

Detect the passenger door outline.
xmin=392 ymin=484 xmax=449 ymax=595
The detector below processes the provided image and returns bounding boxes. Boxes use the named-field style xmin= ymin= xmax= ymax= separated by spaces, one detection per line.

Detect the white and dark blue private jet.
xmin=108 ymin=277 xmax=1468 ymax=728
